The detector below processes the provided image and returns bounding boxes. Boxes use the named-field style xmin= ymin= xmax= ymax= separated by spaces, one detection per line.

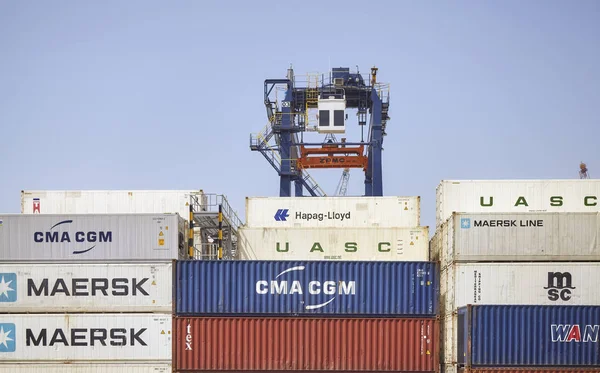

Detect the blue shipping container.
xmin=176 ymin=260 xmax=439 ymax=316
xmin=458 ymin=305 xmax=600 ymax=367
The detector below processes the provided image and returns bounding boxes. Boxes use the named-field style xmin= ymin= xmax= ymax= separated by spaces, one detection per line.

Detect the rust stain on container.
xmin=175 ymin=317 xmax=439 ymax=371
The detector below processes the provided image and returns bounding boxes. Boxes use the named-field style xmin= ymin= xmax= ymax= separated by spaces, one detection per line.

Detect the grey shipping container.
xmin=431 ymin=212 xmax=600 ymax=266
xmin=0 ymin=213 xmax=187 ymax=261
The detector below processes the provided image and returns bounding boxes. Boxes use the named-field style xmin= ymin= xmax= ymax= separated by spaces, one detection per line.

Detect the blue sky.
xmin=1 ymin=1 xmax=598 ymax=231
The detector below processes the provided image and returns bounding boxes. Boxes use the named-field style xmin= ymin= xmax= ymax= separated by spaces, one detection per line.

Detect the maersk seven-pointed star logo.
xmin=0 ymin=323 xmax=15 ymax=352
xmin=460 ymin=218 xmax=471 ymax=229
xmin=0 ymin=274 xmax=16 ymax=303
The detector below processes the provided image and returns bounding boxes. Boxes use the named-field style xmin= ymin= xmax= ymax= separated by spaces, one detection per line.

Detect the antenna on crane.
xmin=579 ymin=162 xmax=590 ymax=179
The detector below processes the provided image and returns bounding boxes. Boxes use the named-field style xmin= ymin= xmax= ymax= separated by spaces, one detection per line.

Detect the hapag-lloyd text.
xmin=295 ymin=211 xmax=351 ymax=222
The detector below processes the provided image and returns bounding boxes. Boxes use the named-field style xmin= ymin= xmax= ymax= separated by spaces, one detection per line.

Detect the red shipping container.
xmin=175 ymin=317 xmax=439 ymax=372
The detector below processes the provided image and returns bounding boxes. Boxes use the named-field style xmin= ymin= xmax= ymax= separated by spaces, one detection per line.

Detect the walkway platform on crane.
xmin=189 ymin=193 xmax=242 ymax=260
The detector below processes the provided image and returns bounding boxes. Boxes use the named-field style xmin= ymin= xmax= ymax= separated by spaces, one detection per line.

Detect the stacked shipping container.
xmin=174 ymin=260 xmax=440 ymax=371
xmin=20 ymin=189 xmax=205 ymax=255
xmin=432 ymin=180 xmax=600 ymax=373
xmin=238 ymin=196 xmax=427 ymax=261
xmin=2 ymin=191 xmax=203 ymax=372
xmin=172 ymin=196 xmax=440 ymax=372
xmin=0 ymin=213 xmax=179 ymax=371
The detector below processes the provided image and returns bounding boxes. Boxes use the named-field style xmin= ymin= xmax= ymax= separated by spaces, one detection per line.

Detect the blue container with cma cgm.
xmin=458 ymin=305 xmax=600 ymax=367
xmin=175 ymin=260 xmax=439 ymax=317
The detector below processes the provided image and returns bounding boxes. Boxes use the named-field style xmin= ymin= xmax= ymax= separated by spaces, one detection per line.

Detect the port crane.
xmin=250 ymin=66 xmax=390 ymax=197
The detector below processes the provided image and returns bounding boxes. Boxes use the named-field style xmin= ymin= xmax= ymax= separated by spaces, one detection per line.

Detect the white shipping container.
xmin=0 ymin=314 xmax=172 ymax=362
xmin=21 ymin=189 xmax=205 ymax=218
xmin=0 ymin=263 xmax=173 ymax=313
xmin=442 ymin=313 xmax=457 ymax=367
xmin=436 ymin=179 xmax=600 ymax=228
xmin=245 ymin=196 xmax=420 ymax=228
xmin=0 ymin=213 xmax=187 ymax=261
xmin=0 ymin=364 xmax=171 ymax=372
xmin=238 ymin=226 xmax=429 ymax=261
xmin=440 ymin=263 xmax=600 ymax=316
xmin=430 ymin=212 xmax=600 ymax=266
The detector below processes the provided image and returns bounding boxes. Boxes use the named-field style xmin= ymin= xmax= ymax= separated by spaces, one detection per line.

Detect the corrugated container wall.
xmin=441 ymin=263 xmax=600 ymax=315
xmin=238 ymin=226 xmax=429 ymax=261
xmin=0 ymin=314 xmax=172 ymax=362
xmin=458 ymin=305 xmax=600 ymax=367
xmin=0 ymin=213 xmax=186 ymax=261
xmin=20 ymin=189 xmax=205 ymax=218
xmin=0 ymin=364 xmax=172 ymax=372
xmin=175 ymin=317 xmax=439 ymax=372
xmin=431 ymin=212 xmax=600 ymax=266
xmin=245 ymin=196 xmax=420 ymax=228
xmin=176 ymin=260 xmax=439 ymax=316
xmin=436 ymin=179 xmax=600 ymax=228
xmin=0 ymin=262 xmax=173 ymax=313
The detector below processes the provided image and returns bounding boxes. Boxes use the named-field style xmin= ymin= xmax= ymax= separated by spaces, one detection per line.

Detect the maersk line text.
xmin=473 ymin=219 xmax=544 ymax=227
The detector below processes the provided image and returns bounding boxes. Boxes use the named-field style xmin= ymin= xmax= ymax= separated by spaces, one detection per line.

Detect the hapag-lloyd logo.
xmin=33 ymin=220 xmax=113 ymax=255
xmin=274 ymin=209 xmax=351 ymax=222
xmin=255 ymin=266 xmax=356 ymax=310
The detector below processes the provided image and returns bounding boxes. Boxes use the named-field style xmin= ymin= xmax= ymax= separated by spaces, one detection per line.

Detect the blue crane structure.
xmin=250 ymin=66 xmax=390 ymax=197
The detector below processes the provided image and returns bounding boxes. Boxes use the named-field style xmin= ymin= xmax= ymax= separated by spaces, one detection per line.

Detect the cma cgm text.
xmin=256 ymin=280 xmax=356 ymax=295
xmin=33 ymin=231 xmax=112 ymax=243
xmin=295 ymin=211 xmax=351 ymax=222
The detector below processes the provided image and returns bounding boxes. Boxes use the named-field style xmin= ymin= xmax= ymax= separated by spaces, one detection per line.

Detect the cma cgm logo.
xmin=34 ymin=220 xmax=113 ymax=255
xmin=0 ymin=323 xmax=16 ymax=352
xmin=255 ymin=266 xmax=356 ymax=310
xmin=0 ymin=274 xmax=17 ymax=303
xmin=551 ymin=324 xmax=599 ymax=342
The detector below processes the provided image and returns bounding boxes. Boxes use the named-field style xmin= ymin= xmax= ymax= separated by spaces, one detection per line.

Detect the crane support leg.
xmin=365 ymin=88 xmax=383 ymax=196
xmin=294 ymin=178 xmax=303 ymax=196
xmin=279 ymin=87 xmax=295 ymax=197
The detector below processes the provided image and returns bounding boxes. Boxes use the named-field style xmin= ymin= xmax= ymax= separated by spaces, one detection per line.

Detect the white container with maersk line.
xmin=245 ymin=196 xmax=420 ymax=228
xmin=430 ymin=212 xmax=600 ymax=266
xmin=0 ymin=314 xmax=172 ymax=362
xmin=440 ymin=262 xmax=600 ymax=316
xmin=0 ymin=213 xmax=187 ymax=261
xmin=436 ymin=179 xmax=600 ymax=228
xmin=0 ymin=263 xmax=172 ymax=313
xmin=238 ymin=226 xmax=429 ymax=261
xmin=0 ymin=364 xmax=172 ymax=372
